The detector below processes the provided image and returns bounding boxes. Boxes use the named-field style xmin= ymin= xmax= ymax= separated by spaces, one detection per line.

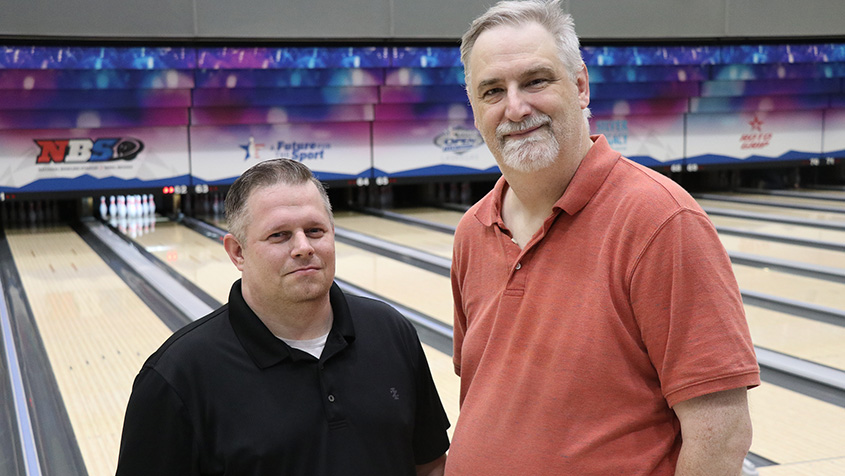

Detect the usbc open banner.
xmin=373 ymin=120 xmax=497 ymax=177
xmin=189 ymin=122 xmax=372 ymax=184
xmin=0 ymin=126 xmax=190 ymax=192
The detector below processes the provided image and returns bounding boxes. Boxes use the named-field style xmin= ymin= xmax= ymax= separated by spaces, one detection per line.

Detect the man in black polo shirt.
xmin=116 ymin=158 xmax=450 ymax=476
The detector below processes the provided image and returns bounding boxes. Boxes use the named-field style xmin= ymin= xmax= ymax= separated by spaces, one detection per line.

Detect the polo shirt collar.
xmin=474 ymin=134 xmax=620 ymax=227
xmin=227 ymin=279 xmax=356 ymax=369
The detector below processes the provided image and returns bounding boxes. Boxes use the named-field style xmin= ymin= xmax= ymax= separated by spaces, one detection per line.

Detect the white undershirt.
xmin=279 ymin=331 xmax=330 ymax=359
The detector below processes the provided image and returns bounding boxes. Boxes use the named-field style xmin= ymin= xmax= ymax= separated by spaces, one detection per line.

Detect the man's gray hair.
xmin=461 ymin=0 xmax=584 ymax=89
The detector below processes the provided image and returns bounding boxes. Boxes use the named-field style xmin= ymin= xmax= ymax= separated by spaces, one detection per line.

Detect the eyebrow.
xmin=474 ymin=64 xmax=559 ymax=92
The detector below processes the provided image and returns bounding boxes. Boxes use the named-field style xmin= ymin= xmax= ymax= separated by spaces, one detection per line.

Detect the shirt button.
xmin=327 ymin=394 xmax=335 ymax=403
xmin=515 ymin=262 xmax=522 ymax=270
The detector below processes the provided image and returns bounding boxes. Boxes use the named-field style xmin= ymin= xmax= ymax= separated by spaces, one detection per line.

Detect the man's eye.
xmin=481 ymin=88 xmax=503 ymax=99
xmin=307 ymin=228 xmax=325 ymax=237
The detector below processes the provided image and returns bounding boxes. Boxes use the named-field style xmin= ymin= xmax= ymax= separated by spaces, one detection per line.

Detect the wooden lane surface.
xmin=751 ymin=382 xmax=845 ymax=474
xmin=334 ymin=211 xmax=454 ymax=259
xmin=732 ymin=263 xmax=845 ymax=311
xmin=5 ymin=226 xmax=173 ymax=476
xmin=719 ymin=233 xmax=845 ymax=269
xmin=389 ymin=207 xmax=466 ymax=228
xmin=704 ymin=192 xmax=845 ymax=211
xmin=696 ymin=198 xmax=845 ymax=225
xmin=746 ymin=306 xmax=845 ymax=371
xmin=132 ymin=220 xmax=235 ymax=301
xmin=131 ymin=221 xmax=460 ymax=436
xmin=710 ymin=215 xmax=845 ymax=244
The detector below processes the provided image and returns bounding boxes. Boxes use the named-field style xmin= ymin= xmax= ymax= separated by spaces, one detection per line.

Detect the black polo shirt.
xmin=116 ymin=280 xmax=450 ymax=476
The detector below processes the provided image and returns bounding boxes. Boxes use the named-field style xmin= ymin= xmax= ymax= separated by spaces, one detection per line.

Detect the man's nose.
xmin=290 ymin=231 xmax=315 ymax=257
xmin=504 ymin=88 xmax=533 ymax=122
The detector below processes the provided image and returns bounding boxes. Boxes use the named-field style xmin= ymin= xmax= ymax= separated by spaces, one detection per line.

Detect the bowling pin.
xmin=109 ymin=195 xmax=117 ymax=218
xmin=128 ymin=195 xmax=137 ymax=218
xmin=148 ymin=194 xmax=156 ymax=216
xmin=99 ymin=196 xmax=108 ymax=220
xmin=117 ymin=195 xmax=127 ymax=218
xmin=212 ymin=193 xmax=220 ymax=216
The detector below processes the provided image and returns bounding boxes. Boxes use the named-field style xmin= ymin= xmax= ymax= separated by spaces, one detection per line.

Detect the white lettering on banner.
xmin=433 ymin=126 xmax=484 ymax=155
xmin=596 ymin=119 xmax=628 ymax=148
xmin=241 ymin=138 xmax=331 ymax=162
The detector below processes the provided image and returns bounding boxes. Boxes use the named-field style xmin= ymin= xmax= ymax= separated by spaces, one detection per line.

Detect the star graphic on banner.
xmin=748 ymin=116 xmax=764 ymax=132
xmin=239 ymin=137 xmax=265 ymax=160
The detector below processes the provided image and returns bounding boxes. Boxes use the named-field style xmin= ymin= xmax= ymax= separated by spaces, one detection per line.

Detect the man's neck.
xmin=500 ymin=134 xmax=593 ymax=247
xmin=248 ymin=294 xmax=334 ymax=341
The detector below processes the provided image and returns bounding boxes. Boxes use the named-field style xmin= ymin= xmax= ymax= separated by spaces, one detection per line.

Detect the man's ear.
xmin=223 ymin=233 xmax=245 ymax=271
xmin=577 ymin=63 xmax=590 ymax=110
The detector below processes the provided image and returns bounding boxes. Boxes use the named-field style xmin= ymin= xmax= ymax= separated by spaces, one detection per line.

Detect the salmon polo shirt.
xmin=448 ymin=135 xmax=760 ymax=475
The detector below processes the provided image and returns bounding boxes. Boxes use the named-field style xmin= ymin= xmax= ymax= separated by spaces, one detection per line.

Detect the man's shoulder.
xmin=609 ymin=157 xmax=703 ymax=215
xmin=343 ymin=292 xmax=418 ymax=337
xmin=143 ymin=305 xmax=230 ymax=369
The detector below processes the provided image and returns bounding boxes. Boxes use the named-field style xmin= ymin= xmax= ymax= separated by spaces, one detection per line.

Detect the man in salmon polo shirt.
xmin=447 ymin=1 xmax=760 ymax=475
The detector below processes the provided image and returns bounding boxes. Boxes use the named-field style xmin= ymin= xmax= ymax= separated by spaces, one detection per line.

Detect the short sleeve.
xmin=116 ymin=367 xmax=197 ymax=476
xmin=629 ymin=208 xmax=760 ymax=408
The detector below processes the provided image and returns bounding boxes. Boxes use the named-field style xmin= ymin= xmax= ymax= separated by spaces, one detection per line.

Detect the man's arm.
xmin=416 ymin=454 xmax=446 ymax=476
xmin=116 ymin=368 xmax=196 ymax=476
xmin=673 ymin=387 xmax=752 ymax=476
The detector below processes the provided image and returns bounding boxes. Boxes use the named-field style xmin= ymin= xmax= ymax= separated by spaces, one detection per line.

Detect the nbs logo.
xmin=34 ymin=138 xmax=144 ymax=164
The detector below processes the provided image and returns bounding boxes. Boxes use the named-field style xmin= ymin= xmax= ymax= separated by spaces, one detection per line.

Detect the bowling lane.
xmin=5 ymin=226 xmax=173 ymax=476
xmin=751 ymin=382 xmax=845 ymax=473
xmin=718 ymin=234 xmax=845 ymax=269
xmin=390 ymin=207 xmax=466 ymax=228
xmin=710 ymin=215 xmax=845 ymax=244
xmin=132 ymin=220 xmax=236 ymax=302
xmin=334 ymin=211 xmax=454 ymax=259
xmin=732 ymin=264 xmax=845 ymax=311
xmin=746 ymin=306 xmax=845 ymax=371
xmin=130 ymin=220 xmax=460 ymax=436
xmin=703 ymin=192 xmax=845 ymax=212
xmin=696 ymin=198 xmax=845 ymax=225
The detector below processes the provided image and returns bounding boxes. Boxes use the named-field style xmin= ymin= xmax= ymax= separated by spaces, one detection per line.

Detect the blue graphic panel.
xmin=194 ymin=68 xmax=384 ymax=88
xmin=0 ymin=89 xmax=191 ymax=110
xmin=196 ymin=47 xmax=390 ymax=69
xmin=391 ymin=47 xmax=463 ymax=68
xmin=192 ymin=87 xmax=379 ymax=107
xmin=582 ymin=46 xmax=720 ymax=66
xmin=0 ymin=69 xmax=194 ymax=90
xmin=0 ymin=46 xmax=195 ymax=70
xmin=384 ymin=67 xmax=465 ymax=86
xmin=589 ymin=65 xmax=708 ymax=83
xmin=720 ymin=44 xmax=832 ymax=65
xmin=590 ymin=81 xmax=699 ymax=100
xmin=380 ymin=85 xmax=469 ymax=104
xmin=711 ymin=63 xmax=845 ymax=81
xmin=700 ymin=79 xmax=841 ymax=97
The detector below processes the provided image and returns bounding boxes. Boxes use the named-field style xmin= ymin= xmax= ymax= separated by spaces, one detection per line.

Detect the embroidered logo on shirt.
xmin=390 ymin=387 xmax=400 ymax=400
